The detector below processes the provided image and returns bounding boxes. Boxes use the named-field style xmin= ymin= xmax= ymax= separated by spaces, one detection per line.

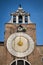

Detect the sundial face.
xmin=7 ymin=32 xmax=34 ymax=57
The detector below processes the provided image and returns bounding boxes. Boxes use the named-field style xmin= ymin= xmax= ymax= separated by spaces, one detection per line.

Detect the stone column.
xmin=16 ymin=15 xmax=18 ymax=23
xmin=23 ymin=15 xmax=25 ymax=23
xmin=11 ymin=16 xmax=13 ymax=23
xmin=28 ymin=16 xmax=31 ymax=23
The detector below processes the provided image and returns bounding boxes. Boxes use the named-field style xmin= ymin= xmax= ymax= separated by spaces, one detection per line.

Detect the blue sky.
xmin=0 ymin=0 xmax=43 ymax=45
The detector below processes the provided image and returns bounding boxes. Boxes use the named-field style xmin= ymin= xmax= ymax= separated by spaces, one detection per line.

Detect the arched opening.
xmin=10 ymin=59 xmax=31 ymax=65
xmin=25 ymin=16 xmax=28 ymax=23
xmin=19 ymin=15 xmax=22 ymax=23
xmin=13 ymin=16 xmax=16 ymax=23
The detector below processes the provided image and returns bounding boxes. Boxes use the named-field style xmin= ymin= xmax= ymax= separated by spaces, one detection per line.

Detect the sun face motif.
xmin=17 ymin=40 xmax=23 ymax=46
xmin=12 ymin=36 xmax=29 ymax=52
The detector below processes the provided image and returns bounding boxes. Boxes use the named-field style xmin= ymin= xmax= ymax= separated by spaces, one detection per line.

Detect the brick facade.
xmin=0 ymin=23 xmax=43 ymax=65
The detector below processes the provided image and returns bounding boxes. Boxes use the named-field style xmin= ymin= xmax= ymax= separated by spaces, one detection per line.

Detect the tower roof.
xmin=11 ymin=5 xmax=30 ymax=16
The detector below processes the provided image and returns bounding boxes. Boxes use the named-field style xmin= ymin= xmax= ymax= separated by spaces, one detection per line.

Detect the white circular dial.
xmin=7 ymin=32 xmax=34 ymax=57
xmin=12 ymin=36 xmax=29 ymax=52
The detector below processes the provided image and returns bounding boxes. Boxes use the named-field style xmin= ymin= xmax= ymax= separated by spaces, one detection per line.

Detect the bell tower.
xmin=9 ymin=5 xmax=31 ymax=24
xmin=4 ymin=5 xmax=36 ymax=65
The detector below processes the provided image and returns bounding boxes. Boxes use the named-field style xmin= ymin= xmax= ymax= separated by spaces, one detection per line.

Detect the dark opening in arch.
xmin=19 ymin=15 xmax=22 ymax=23
xmin=11 ymin=61 xmax=16 ymax=65
xmin=25 ymin=61 xmax=30 ymax=65
xmin=13 ymin=16 xmax=16 ymax=23
xmin=25 ymin=16 xmax=28 ymax=23
xmin=17 ymin=60 xmax=24 ymax=65
xmin=11 ymin=59 xmax=31 ymax=65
